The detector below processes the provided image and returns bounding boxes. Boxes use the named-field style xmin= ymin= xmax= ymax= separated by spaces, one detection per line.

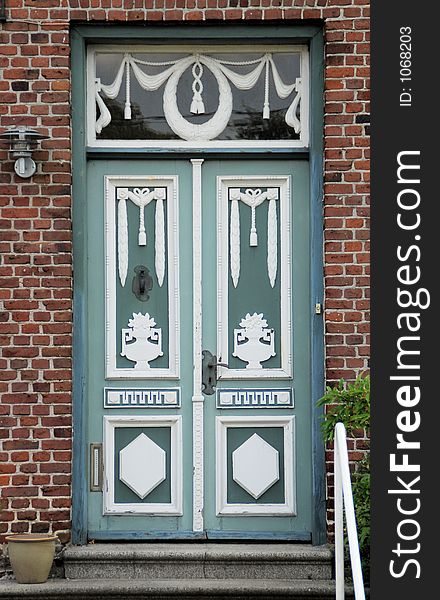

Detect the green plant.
xmin=317 ymin=375 xmax=370 ymax=441
xmin=318 ymin=375 xmax=370 ymax=581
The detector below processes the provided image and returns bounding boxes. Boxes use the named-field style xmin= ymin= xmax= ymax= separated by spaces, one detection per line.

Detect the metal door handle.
xmin=132 ymin=265 xmax=153 ymax=302
xmin=202 ymin=350 xmax=228 ymax=395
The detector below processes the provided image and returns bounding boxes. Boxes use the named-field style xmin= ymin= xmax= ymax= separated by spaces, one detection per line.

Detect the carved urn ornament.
xmin=233 ymin=312 xmax=276 ymax=369
xmin=121 ymin=312 xmax=163 ymax=369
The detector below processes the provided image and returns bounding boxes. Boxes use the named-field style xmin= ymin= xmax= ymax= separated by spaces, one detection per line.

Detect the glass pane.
xmin=94 ymin=51 xmax=302 ymax=142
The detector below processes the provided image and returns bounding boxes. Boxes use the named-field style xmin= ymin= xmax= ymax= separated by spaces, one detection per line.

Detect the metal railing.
xmin=334 ymin=422 xmax=366 ymax=600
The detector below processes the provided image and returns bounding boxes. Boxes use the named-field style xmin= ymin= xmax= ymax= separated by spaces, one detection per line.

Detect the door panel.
xmin=216 ymin=174 xmax=292 ymax=378
xmin=105 ymin=176 xmax=180 ymax=378
xmin=201 ymin=160 xmax=311 ymax=536
xmin=85 ymin=157 xmax=311 ymax=539
xmin=86 ymin=160 xmax=193 ymax=536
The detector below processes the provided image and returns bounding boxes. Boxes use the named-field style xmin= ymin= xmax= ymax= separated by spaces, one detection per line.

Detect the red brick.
xmin=2 ymin=486 xmax=39 ymax=497
xmin=0 ymin=1 xmax=370 ymax=549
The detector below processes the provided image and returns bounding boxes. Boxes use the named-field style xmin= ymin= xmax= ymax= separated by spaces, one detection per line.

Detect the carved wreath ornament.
xmin=95 ymin=53 xmax=302 ymax=141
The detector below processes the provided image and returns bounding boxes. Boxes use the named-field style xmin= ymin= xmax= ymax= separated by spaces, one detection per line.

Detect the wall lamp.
xmin=0 ymin=126 xmax=48 ymax=178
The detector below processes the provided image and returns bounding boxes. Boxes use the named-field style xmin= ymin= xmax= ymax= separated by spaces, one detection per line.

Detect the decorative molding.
xmin=116 ymin=186 xmax=166 ymax=287
xmin=229 ymin=187 xmax=279 ymax=287
xmin=117 ymin=191 xmax=129 ymax=287
xmin=192 ymin=401 xmax=204 ymax=532
xmin=104 ymin=388 xmax=180 ymax=408
xmin=94 ymin=52 xmax=300 ymax=142
xmin=216 ymin=415 xmax=296 ymax=516
xmin=191 ymin=158 xmax=205 ymax=533
xmin=105 ymin=176 xmax=180 ymax=379
xmin=233 ymin=312 xmax=276 ymax=369
xmin=155 ymin=192 xmax=166 ymax=287
xmin=232 ymin=434 xmax=280 ymax=499
xmin=121 ymin=312 xmax=163 ymax=369
xmin=217 ymin=389 xmax=293 ymax=409
xmin=267 ymin=189 xmax=278 ymax=288
xmin=229 ymin=194 xmax=240 ymax=288
xmin=163 ymin=55 xmax=233 ymax=141
xmin=86 ymin=44 xmax=310 ymax=149
xmin=119 ymin=433 xmax=166 ymax=499
xmin=217 ymin=175 xmax=292 ymax=380
xmin=103 ymin=415 xmax=182 ymax=515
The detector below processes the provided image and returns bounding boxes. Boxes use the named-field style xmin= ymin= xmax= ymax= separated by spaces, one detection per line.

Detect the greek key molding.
xmin=104 ymin=388 xmax=180 ymax=408
xmin=217 ymin=389 xmax=293 ymax=409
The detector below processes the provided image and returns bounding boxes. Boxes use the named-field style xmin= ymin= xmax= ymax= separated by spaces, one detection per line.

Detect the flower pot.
xmin=5 ymin=533 xmax=58 ymax=584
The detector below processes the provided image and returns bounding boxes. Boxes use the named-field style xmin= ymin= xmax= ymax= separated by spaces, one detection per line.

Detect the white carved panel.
xmin=105 ymin=176 xmax=179 ymax=379
xmin=103 ymin=415 xmax=182 ymax=515
xmin=217 ymin=389 xmax=293 ymax=409
xmin=232 ymin=434 xmax=279 ymax=499
xmin=87 ymin=45 xmax=310 ymax=149
xmin=229 ymin=188 xmax=279 ymax=286
xmin=233 ymin=312 xmax=275 ymax=369
xmin=216 ymin=416 xmax=296 ymax=516
xmin=105 ymin=388 xmax=180 ymax=408
xmin=116 ymin=187 xmax=166 ymax=287
xmin=217 ymin=176 xmax=292 ymax=380
xmin=121 ymin=312 xmax=163 ymax=369
xmin=119 ymin=433 xmax=166 ymax=499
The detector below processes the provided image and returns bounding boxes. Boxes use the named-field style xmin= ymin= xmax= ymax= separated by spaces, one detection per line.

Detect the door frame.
xmin=71 ymin=23 xmax=325 ymax=545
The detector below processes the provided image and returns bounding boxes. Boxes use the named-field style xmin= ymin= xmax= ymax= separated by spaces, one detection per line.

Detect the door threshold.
xmin=87 ymin=530 xmax=312 ymax=542
xmin=205 ymin=531 xmax=312 ymax=542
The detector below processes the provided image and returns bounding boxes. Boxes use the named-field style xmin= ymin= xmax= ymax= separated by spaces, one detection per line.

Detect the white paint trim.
xmin=191 ymin=158 xmax=205 ymax=532
xmin=300 ymin=49 xmax=310 ymax=148
xmin=216 ymin=175 xmax=292 ymax=379
xmin=103 ymin=415 xmax=183 ymax=515
xmin=105 ymin=175 xmax=180 ymax=379
xmin=86 ymin=44 xmax=309 ymax=149
xmin=215 ymin=415 xmax=296 ymax=516
xmin=90 ymin=139 xmax=307 ymax=150
xmin=90 ymin=43 xmax=308 ymax=53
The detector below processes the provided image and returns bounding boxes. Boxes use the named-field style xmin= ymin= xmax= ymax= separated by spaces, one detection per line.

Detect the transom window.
xmin=86 ymin=45 xmax=309 ymax=149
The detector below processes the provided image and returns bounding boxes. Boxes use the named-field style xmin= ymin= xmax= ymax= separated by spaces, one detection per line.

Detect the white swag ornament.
xmin=229 ymin=187 xmax=279 ymax=288
xmin=95 ymin=53 xmax=302 ymax=141
xmin=116 ymin=187 xmax=166 ymax=288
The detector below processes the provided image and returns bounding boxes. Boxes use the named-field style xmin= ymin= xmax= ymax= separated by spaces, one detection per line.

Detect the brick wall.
xmin=0 ymin=0 xmax=370 ymax=544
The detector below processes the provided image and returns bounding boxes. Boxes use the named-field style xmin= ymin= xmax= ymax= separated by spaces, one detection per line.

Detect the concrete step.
xmin=0 ymin=577 xmax=354 ymax=599
xmin=63 ymin=543 xmax=334 ymax=581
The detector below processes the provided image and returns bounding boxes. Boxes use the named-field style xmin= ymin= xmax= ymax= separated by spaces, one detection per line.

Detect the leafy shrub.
xmin=317 ymin=375 xmax=370 ymax=441
xmin=318 ymin=375 xmax=370 ymax=581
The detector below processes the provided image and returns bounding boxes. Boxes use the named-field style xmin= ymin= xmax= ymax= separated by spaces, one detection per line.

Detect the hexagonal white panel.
xmin=119 ymin=433 xmax=166 ymax=499
xmin=232 ymin=433 xmax=279 ymax=499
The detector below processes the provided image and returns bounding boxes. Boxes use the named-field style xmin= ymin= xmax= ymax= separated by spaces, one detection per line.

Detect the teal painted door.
xmin=85 ymin=157 xmax=312 ymax=540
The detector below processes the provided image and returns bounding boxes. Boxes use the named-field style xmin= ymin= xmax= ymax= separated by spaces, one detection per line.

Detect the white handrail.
xmin=334 ymin=422 xmax=366 ymax=600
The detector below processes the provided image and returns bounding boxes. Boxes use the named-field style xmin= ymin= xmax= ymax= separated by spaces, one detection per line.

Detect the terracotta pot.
xmin=5 ymin=533 xmax=58 ymax=584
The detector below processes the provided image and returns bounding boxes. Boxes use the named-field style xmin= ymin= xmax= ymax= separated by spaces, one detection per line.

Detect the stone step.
xmin=63 ymin=543 xmax=334 ymax=581
xmin=0 ymin=577 xmax=354 ymax=600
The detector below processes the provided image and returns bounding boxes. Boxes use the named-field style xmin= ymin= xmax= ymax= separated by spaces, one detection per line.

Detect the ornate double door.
xmin=85 ymin=157 xmax=312 ymax=540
